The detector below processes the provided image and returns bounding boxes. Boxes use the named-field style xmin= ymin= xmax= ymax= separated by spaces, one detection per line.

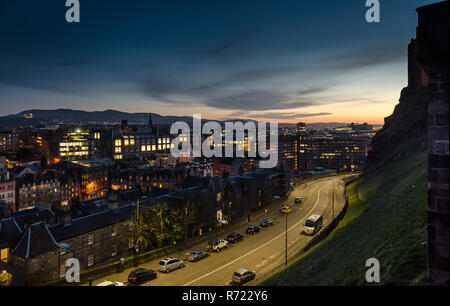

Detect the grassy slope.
xmin=262 ymin=137 xmax=428 ymax=285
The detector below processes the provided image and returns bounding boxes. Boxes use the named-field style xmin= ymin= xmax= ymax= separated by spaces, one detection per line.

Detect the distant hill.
xmin=305 ymin=122 xmax=382 ymax=130
xmin=0 ymin=109 xmax=199 ymax=127
xmin=14 ymin=109 xmax=194 ymax=125
xmin=0 ymin=109 xmax=379 ymax=130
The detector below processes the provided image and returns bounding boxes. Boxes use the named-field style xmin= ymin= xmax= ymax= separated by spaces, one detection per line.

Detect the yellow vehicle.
xmin=281 ymin=204 xmax=291 ymax=214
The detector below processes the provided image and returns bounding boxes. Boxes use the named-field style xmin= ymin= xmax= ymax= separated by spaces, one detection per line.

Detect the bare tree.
xmin=146 ymin=202 xmax=182 ymax=248
xmin=128 ymin=203 xmax=151 ymax=250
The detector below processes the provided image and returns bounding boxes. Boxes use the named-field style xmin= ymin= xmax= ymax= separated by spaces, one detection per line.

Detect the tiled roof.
xmin=11 ymin=222 xmax=60 ymax=259
xmin=49 ymin=204 xmax=135 ymax=241
xmin=0 ymin=217 xmax=23 ymax=249
xmin=9 ymin=206 xmax=58 ymax=231
xmin=2 ymin=203 xmax=135 ymax=257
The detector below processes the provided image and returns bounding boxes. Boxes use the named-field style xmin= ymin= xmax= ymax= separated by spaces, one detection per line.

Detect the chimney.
xmin=121 ymin=120 xmax=128 ymax=131
xmin=108 ymin=202 xmax=119 ymax=210
xmin=58 ymin=204 xmax=72 ymax=226
xmin=62 ymin=212 xmax=72 ymax=227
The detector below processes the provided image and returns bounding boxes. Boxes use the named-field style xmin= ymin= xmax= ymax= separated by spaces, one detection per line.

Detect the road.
xmin=89 ymin=175 xmax=350 ymax=286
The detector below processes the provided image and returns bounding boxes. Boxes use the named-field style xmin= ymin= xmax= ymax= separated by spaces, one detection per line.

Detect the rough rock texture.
xmin=367 ymin=1 xmax=448 ymax=286
xmin=366 ymin=85 xmax=428 ymax=167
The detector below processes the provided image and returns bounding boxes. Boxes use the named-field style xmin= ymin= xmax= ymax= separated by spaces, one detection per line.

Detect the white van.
xmin=303 ymin=214 xmax=323 ymax=235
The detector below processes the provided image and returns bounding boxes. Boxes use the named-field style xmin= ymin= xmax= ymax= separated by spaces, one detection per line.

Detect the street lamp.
xmin=285 ymin=211 xmax=288 ymax=267
xmin=133 ymin=245 xmax=140 ymax=267
xmin=332 ymin=181 xmax=335 ymax=220
xmin=332 ymin=181 xmax=339 ymax=220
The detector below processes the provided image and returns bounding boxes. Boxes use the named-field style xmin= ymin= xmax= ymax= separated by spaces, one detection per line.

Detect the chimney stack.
xmin=121 ymin=119 xmax=128 ymax=131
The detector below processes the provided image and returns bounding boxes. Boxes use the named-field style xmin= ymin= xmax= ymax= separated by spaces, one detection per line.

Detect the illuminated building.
xmin=88 ymin=128 xmax=113 ymax=159
xmin=48 ymin=160 xmax=109 ymax=200
xmin=112 ymin=114 xmax=172 ymax=160
xmin=59 ymin=128 xmax=89 ymax=161
xmin=0 ymin=164 xmax=16 ymax=212
xmin=15 ymin=174 xmax=61 ymax=210
xmin=277 ymin=132 xmax=309 ymax=173
xmin=306 ymin=135 xmax=369 ymax=171
xmin=0 ymin=129 xmax=19 ymax=153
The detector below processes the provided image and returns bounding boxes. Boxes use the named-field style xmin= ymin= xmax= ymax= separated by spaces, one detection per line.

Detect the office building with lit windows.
xmin=306 ymin=134 xmax=370 ymax=171
xmin=0 ymin=129 xmax=19 ymax=154
xmin=59 ymin=128 xmax=90 ymax=161
xmin=277 ymin=133 xmax=309 ymax=173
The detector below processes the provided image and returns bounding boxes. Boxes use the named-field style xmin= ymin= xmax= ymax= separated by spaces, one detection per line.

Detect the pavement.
xmin=87 ymin=175 xmax=350 ymax=286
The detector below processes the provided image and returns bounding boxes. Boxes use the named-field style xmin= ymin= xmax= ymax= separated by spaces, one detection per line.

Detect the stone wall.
xmin=428 ymin=92 xmax=449 ymax=286
xmin=416 ymin=1 xmax=449 ymax=286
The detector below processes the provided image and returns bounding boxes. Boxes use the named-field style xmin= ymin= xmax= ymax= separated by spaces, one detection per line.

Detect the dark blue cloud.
xmin=0 ymin=0 xmax=442 ymax=116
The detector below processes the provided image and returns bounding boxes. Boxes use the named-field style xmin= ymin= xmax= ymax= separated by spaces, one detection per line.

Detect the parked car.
xmin=127 ymin=269 xmax=157 ymax=284
xmin=158 ymin=258 xmax=185 ymax=273
xmin=246 ymin=225 xmax=261 ymax=235
xmin=281 ymin=204 xmax=292 ymax=214
xmin=232 ymin=268 xmax=256 ymax=285
xmin=226 ymin=232 xmax=244 ymax=243
xmin=260 ymin=219 xmax=274 ymax=227
xmin=96 ymin=281 xmax=125 ymax=286
xmin=295 ymin=197 xmax=302 ymax=203
xmin=207 ymin=238 xmax=229 ymax=252
xmin=187 ymin=250 xmax=208 ymax=262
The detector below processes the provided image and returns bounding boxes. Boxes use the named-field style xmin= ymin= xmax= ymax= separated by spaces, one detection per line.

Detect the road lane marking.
xmin=182 ymin=181 xmax=332 ymax=286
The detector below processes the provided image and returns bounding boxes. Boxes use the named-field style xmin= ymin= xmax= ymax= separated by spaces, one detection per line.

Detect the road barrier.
xmin=245 ymin=174 xmax=360 ymax=286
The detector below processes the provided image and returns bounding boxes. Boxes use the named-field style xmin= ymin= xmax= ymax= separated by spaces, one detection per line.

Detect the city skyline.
xmin=0 ymin=0 xmax=441 ymax=124
xmin=0 ymin=0 xmax=448 ymax=288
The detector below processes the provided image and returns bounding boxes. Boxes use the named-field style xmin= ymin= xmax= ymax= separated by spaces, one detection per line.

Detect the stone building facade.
xmin=8 ymin=204 xmax=134 ymax=285
xmin=416 ymin=1 xmax=449 ymax=286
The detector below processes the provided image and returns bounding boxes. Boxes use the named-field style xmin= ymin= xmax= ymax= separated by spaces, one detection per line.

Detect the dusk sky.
xmin=0 ymin=0 xmax=441 ymax=123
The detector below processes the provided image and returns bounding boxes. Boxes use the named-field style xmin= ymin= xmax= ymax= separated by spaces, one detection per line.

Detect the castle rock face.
xmin=367 ymin=1 xmax=448 ymax=286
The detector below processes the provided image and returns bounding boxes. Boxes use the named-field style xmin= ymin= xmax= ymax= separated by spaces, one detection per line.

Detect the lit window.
xmin=87 ymin=233 xmax=94 ymax=245
xmin=1 ymin=247 xmax=9 ymax=263
xmin=87 ymin=254 xmax=94 ymax=267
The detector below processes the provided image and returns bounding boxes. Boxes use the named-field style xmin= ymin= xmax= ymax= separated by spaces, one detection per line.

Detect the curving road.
xmin=89 ymin=175 xmax=350 ymax=286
